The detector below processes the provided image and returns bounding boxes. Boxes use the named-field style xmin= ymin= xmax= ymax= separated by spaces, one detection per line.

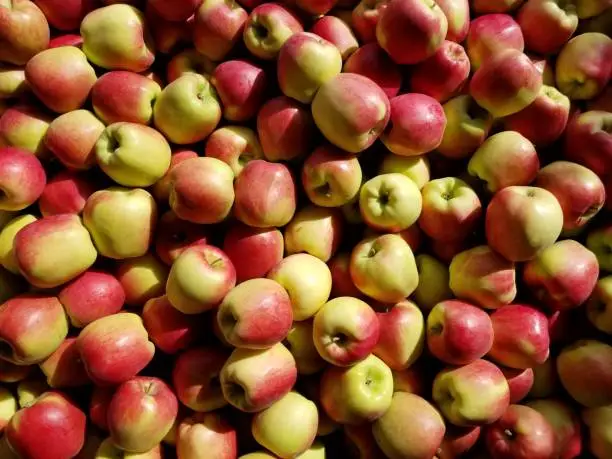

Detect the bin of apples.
xmin=0 ymin=0 xmax=611 ymax=457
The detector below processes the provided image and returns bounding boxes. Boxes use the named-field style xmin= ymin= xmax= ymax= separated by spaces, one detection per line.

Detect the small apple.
xmin=564 ymin=110 xmax=612 ymax=179
xmin=0 ymin=103 xmax=53 ymax=157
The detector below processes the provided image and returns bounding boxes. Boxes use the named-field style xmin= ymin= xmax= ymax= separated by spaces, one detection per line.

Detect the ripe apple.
xmin=379 ymin=153 xmax=430 ymax=190
xmin=38 ymin=170 xmax=96 ymax=216
xmin=527 ymin=399 xmax=582 ymax=459
xmin=501 ymin=367 xmax=534 ymax=403
xmin=154 ymin=210 xmax=209 ymax=267
xmin=194 ymin=0 xmax=248 ymax=61
xmin=466 ymin=13 xmax=524 ymax=70
xmin=204 ymin=126 xmax=263 ymax=177
xmin=517 ymin=0 xmax=578 ymax=55
xmin=0 ymin=146 xmax=46 ymax=211
xmin=437 ymin=426 xmax=482 ymax=459
xmin=284 ymin=320 xmax=326 ymax=375
xmin=413 ymin=254 xmax=453 ymax=310
xmin=149 ymin=0 xmax=201 ymax=21
xmin=342 ymin=42 xmax=402 ymax=99
xmin=0 ymin=102 xmax=53 ymax=157
xmin=587 ymin=276 xmax=612 ymax=334
xmin=177 ymin=412 xmax=238 ymax=459
xmin=328 ymin=252 xmax=364 ymax=299
xmin=115 ymin=253 xmax=168 ymax=307
xmin=310 ymin=15 xmax=359 ymax=60
xmin=33 ymin=0 xmax=95 ymax=31
xmin=351 ymin=0 xmax=387 ymax=43
xmin=435 ymin=0 xmax=470 ymax=42
xmin=39 ymin=338 xmax=90 ymax=388
xmin=0 ymin=0 xmax=49 ymax=65
xmin=564 ymin=110 xmax=612 ymax=179
xmin=0 ymin=214 xmax=37 ymax=274
xmin=284 ymin=205 xmax=344 ymax=262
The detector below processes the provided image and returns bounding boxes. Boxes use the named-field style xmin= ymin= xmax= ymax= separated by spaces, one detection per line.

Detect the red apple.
xmin=177 ymin=412 xmax=238 ymax=459
xmin=310 ymin=15 xmax=359 ymax=60
xmin=152 ymin=149 xmax=200 ymax=203
xmin=33 ymin=0 xmax=95 ymax=31
xmin=501 ymin=367 xmax=534 ymax=403
xmin=517 ymin=0 xmax=578 ymax=54
xmin=0 ymin=146 xmax=46 ymax=212
xmin=204 ymin=126 xmax=263 ymax=177
xmin=0 ymin=0 xmax=50 ymax=65
xmin=47 ymin=33 xmax=83 ymax=48
xmin=149 ymin=0 xmax=201 ymax=21
xmin=437 ymin=426 xmax=482 ymax=458
xmin=193 ymin=0 xmax=248 ymax=61
xmin=0 ymin=102 xmax=53 ymax=157
xmin=343 ymin=42 xmax=402 ymax=99
xmin=466 ymin=14 xmax=524 ymax=70
xmin=89 ymin=386 xmax=112 ymax=431
xmin=435 ymin=0 xmax=470 ymax=42
xmin=38 ymin=170 xmax=96 ymax=216
xmin=39 ymin=338 xmax=90 ymax=388
xmin=564 ymin=110 xmax=612 ymax=179
xmin=351 ymin=0 xmax=388 ymax=43
xmin=328 ymin=252 xmax=364 ymax=299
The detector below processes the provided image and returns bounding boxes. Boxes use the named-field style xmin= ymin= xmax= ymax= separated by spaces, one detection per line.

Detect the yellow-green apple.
xmin=312 ymin=73 xmax=390 ymax=153
xmin=555 ymin=33 xmax=611 ymax=100
xmin=14 ymin=214 xmax=97 ymax=288
xmin=38 ymin=170 xmax=96 ymax=216
xmin=587 ymin=276 xmax=612 ymax=334
xmin=284 ymin=205 xmax=343 ymax=262
xmin=252 ymin=391 xmax=318 ymax=458
xmin=382 ymin=94 xmax=446 ymax=156
xmin=418 ymin=177 xmax=482 ymax=242
xmin=504 ymin=85 xmax=571 ymax=147
xmin=177 ymin=412 xmax=237 ymax=459
xmin=211 ymin=59 xmax=268 ymax=121
xmin=472 ymin=0 xmax=523 ymax=13
xmin=517 ymin=0 xmax=578 ymax=54
xmin=152 ymin=150 xmax=199 ymax=203
xmin=376 ymin=0 xmax=448 ymax=64
xmin=220 ymin=342 xmax=297 ymax=412
xmin=92 ymin=71 xmax=161 ymax=125
xmin=488 ymin=304 xmax=550 ymax=369
xmin=379 ymin=153 xmax=430 ymax=190
xmin=59 ymin=270 xmax=125 ymax=328
xmin=313 ymin=296 xmax=379 ymax=366
xmin=5 ymin=391 xmax=86 ymax=459
xmin=0 ymin=359 xmax=32 ymax=383
xmin=438 ymin=94 xmax=494 ymax=159
xmin=39 ymin=338 xmax=90 ymax=388
xmin=169 ymin=157 xmax=235 ymax=225
xmin=293 ymin=375 xmax=339 ymax=437
xmin=0 ymin=385 xmax=16 ymax=433
xmin=344 ymin=424 xmax=386 ymax=458
xmin=166 ymin=244 xmax=236 ymax=314
xmin=0 ymin=102 xmax=53 ymax=157
xmin=94 ymin=437 xmax=163 ymax=458
xmin=435 ymin=0 xmax=470 ymax=42
xmin=485 ymin=186 xmax=563 ymax=262
xmin=413 ymin=254 xmax=452 ymax=310
xmin=564 ymin=110 xmax=612 ymax=179
xmin=449 ymin=245 xmax=517 ymax=309
xmin=205 ymin=126 xmax=263 ymax=177
xmin=0 ymin=214 xmax=36 ymax=274
xmin=466 ymin=14 xmax=524 ymax=70
xmin=268 ymin=253 xmax=332 ymax=321
xmin=527 ymin=399 xmax=582 ymax=459
xmin=284 ymin=320 xmax=326 ymax=375
xmin=217 ymin=278 xmax=293 ymax=348
xmin=83 ymin=187 xmax=158 ymax=260
xmin=80 ymin=4 xmax=155 ymax=72
xmin=410 ymin=40 xmax=470 ymax=102
xmin=153 ymin=73 xmax=221 ymax=144
xmin=234 ymin=159 xmax=297 ymax=228
xmin=25 ymin=46 xmax=96 ymax=114
xmin=116 ymin=253 xmax=169 ymax=307
xmin=359 ymin=173 xmax=422 ymax=232
xmin=436 ymin=426 xmax=482 ymax=459
xmin=310 ymin=16 xmax=359 ymax=60
xmin=194 ymin=0 xmax=247 ymax=61
xmin=33 ymin=0 xmax=95 ymax=31
xmin=350 ymin=233 xmax=419 ymax=303
xmin=278 ymin=32 xmax=342 ymax=104
xmin=583 ymin=405 xmax=612 ymax=459
xmin=77 ymin=312 xmax=155 ymax=386
xmin=373 ymin=392 xmax=446 ymax=459
xmin=587 ymin=225 xmax=612 ymax=272
xmin=0 ymin=147 xmax=46 ymax=211
xmin=166 ymin=48 xmax=216 ymax=82
xmin=351 ymin=0 xmax=388 ymax=43
xmin=321 ymin=354 xmax=393 ymax=425
xmin=373 ymin=300 xmax=424 ymax=370
xmin=257 ymin=96 xmax=315 ymax=162
xmin=0 ymin=65 xmax=27 ymax=99
xmin=343 ymin=42 xmax=402 ymax=99
xmin=535 ymin=161 xmax=605 ymax=233
xmin=468 ymin=131 xmax=540 ymax=193
xmin=427 ymin=300 xmax=494 ymax=365
xmin=0 ymin=0 xmax=49 ymax=65
xmin=557 ymin=339 xmax=612 ymax=407
xmin=44 ymin=109 xmax=105 ymax=170
xmin=95 ymin=122 xmax=172 ymax=188
xmin=523 ymin=240 xmax=599 ymax=310
xmin=433 ymin=359 xmax=510 ymax=426
xmin=243 ymin=3 xmax=303 ymax=60
xmin=89 ymin=386 xmax=113 ymax=430
xmin=149 ymin=0 xmax=200 ymax=21
xmin=501 ymin=367 xmax=534 ymax=403
xmin=154 ymin=210 xmax=208 ymax=266
xmin=328 ymin=252 xmax=364 ymax=299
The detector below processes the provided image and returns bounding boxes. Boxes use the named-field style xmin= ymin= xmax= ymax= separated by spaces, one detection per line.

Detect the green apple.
xmin=413 ymin=254 xmax=452 ymax=311
xmin=587 ymin=276 xmax=612 ymax=334
xmin=378 ymin=153 xmax=431 ymax=190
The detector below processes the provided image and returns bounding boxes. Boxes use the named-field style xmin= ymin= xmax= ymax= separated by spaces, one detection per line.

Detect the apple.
xmin=16 ymin=378 xmax=49 ymax=408
xmin=166 ymin=47 xmax=216 ymax=82
xmin=32 ymin=0 xmax=95 ymax=30
xmin=284 ymin=320 xmax=326 ymax=375
xmin=0 ymin=0 xmax=50 ymax=65
xmin=284 ymin=205 xmax=344 ymax=262
xmin=392 ymin=365 xmax=427 ymax=396
xmin=0 ymin=64 xmax=27 ymax=99
xmin=527 ymin=399 xmax=582 ymax=459
xmin=466 ymin=13 xmax=524 ymax=70
xmin=472 ymin=0 xmax=523 ymax=13
xmin=310 ymin=15 xmax=359 ymax=60
xmin=379 ymin=153 xmax=430 ymax=190
xmin=342 ymin=42 xmax=402 ymax=99
xmin=437 ymin=426 xmax=482 ymax=459
xmin=488 ymin=304 xmax=550 ymax=369
xmin=257 ymin=96 xmax=315 ymax=162
xmin=328 ymin=252 xmax=364 ymax=299
xmin=0 ymin=102 xmax=54 ymax=157
xmin=427 ymin=300 xmax=494 ymax=365
xmin=38 ymin=170 xmax=96 ymax=216
xmin=39 ymin=338 xmax=90 ymax=388
xmin=435 ymin=0 xmax=470 ymax=42
xmin=177 ymin=412 xmax=238 ymax=459
xmin=312 ymin=296 xmax=380 ymax=366
xmin=433 ymin=359 xmax=510 ymax=426
xmin=205 ymin=126 xmax=263 ymax=177
xmin=501 ymin=367 xmax=534 ymax=403
xmin=582 ymin=405 xmax=612 ymax=459
xmin=351 ymin=0 xmax=387 ymax=43
xmin=154 ymin=210 xmax=209 ymax=266
xmin=116 ymin=253 xmax=168 ymax=307
xmin=145 ymin=4 xmax=189 ymax=54
xmin=517 ymin=0 xmax=578 ymax=54
xmin=564 ymin=110 xmax=612 ymax=179
xmin=312 ymin=73 xmax=390 ymax=153
xmin=77 ymin=312 xmax=155 ymax=386
xmin=152 ymin=149 xmax=200 ymax=203
xmin=94 ymin=437 xmax=163 ymax=458
xmin=413 ymin=254 xmax=453 ymax=310
xmin=0 ymin=214 xmax=37 ymax=274
xmin=295 ymin=0 xmax=336 ymax=14
xmin=587 ymin=225 xmax=612 ymax=272
xmin=485 ymin=186 xmax=563 ymax=262
xmin=193 ymin=0 xmax=247 ymax=61
xmin=220 ymin=342 xmax=297 ymax=412
xmin=587 ymin=276 xmax=612 ymax=334
xmin=0 ymin=146 xmax=46 ymax=211
xmin=48 ymin=33 xmax=84 ymax=49
xmin=343 ymin=424 xmax=386 ymax=458
xmin=376 ymin=0 xmax=448 ymax=64
xmin=373 ymin=299 xmax=422 ymax=369
xmin=0 ymin=385 xmax=16 ymax=433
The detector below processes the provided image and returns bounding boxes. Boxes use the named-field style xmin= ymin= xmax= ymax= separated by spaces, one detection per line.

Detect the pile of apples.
xmin=0 ymin=0 xmax=611 ymax=457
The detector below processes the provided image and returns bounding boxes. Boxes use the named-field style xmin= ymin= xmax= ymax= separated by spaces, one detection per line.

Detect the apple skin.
xmin=0 ymin=214 xmax=37 ymax=275
xmin=413 ymin=254 xmax=453 ymax=311
xmin=351 ymin=0 xmax=387 ymax=43
xmin=166 ymin=47 xmax=217 ymax=83
xmin=504 ymin=85 xmax=571 ymax=147
xmin=76 ymin=312 xmax=155 ymax=386
xmin=427 ymin=300 xmax=494 ymax=365
xmin=0 ymin=384 xmax=17 ymax=433
xmin=328 ymin=252 xmax=364 ymax=299
xmin=435 ymin=0 xmax=470 ymax=42
xmin=564 ymin=110 xmax=612 ymax=180
xmin=374 ymin=300 xmax=425 ymax=370
xmin=517 ymin=0 xmax=578 ymax=54
xmin=527 ymin=399 xmax=582 ymax=459
xmin=59 ymin=269 xmax=125 ymax=328
xmin=5 ymin=391 xmax=86 ymax=459
xmin=379 ymin=153 xmax=430 ymax=191
xmin=256 ymin=96 xmax=315 ymax=162
xmin=485 ymin=404 xmax=556 ymax=459
xmin=284 ymin=320 xmax=326 ymax=375
xmin=94 ymin=437 xmax=163 ymax=458
xmin=433 ymin=359 xmax=510 ymax=426
xmin=152 ymin=150 xmax=200 ymax=204
xmin=582 ymin=405 xmax=612 ymax=459
xmin=91 ymin=70 xmax=161 ymax=125
xmin=0 ymin=146 xmax=46 ymax=211
xmin=234 ymin=159 xmax=297 ymax=228
xmin=488 ymin=304 xmax=550 ymax=369
xmin=0 ymin=102 xmax=54 ymax=158
xmin=16 ymin=379 xmax=49 ymax=408
xmin=466 ymin=14 xmax=524 ymax=70
xmin=557 ymin=339 xmax=612 ymax=407
xmin=310 ymin=16 xmax=359 ymax=61
xmin=373 ymin=392 xmax=446 ymax=459
xmin=32 ymin=0 xmax=96 ymax=31
xmin=410 ymin=40 xmax=470 ymax=102
xmin=437 ymin=426 xmax=482 ymax=459
xmin=0 ymin=64 xmax=27 ymax=99
xmin=321 ymin=354 xmax=393 ymax=425
xmin=220 ymin=342 xmax=297 ymax=412
xmin=555 ymin=33 xmax=612 ymax=100
xmin=285 ymin=206 xmax=344 ymax=263
xmin=312 ymin=73 xmax=390 ymax=153
xmin=204 ymin=126 xmax=264 ymax=177
xmin=587 ymin=276 xmax=612 ymax=334
xmin=177 ymin=412 xmax=238 ymax=459
xmin=149 ymin=0 xmax=200 ymax=21
xmin=343 ymin=42 xmax=402 ymax=99
xmin=0 ymin=359 xmax=32 ymax=384
xmin=501 ymin=367 xmax=534 ymax=403
xmin=376 ymin=0 xmax=448 ymax=65
xmin=485 ymin=186 xmax=564 ymax=262
xmin=38 ymin=170 xmax=96 ymax=217
xmin=48 ymin=33 xmax=83 ymax=48
xmin=587 ymin=224 xmax=612 ymax=272
xmin=0 ymin=0 xmax=50 ymax=65
xmin=155 ymin=211 xmax=209 ymax=267
xmin=193 ymin=0 xmax=248 ymax=61
xmin=39 ymin=337 xmax=90 ymax=388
